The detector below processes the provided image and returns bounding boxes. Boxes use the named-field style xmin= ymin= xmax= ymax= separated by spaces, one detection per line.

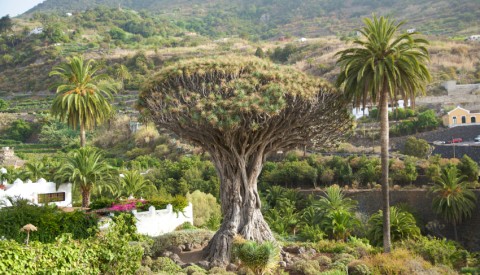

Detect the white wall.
xmin=132 ymin=203 xmax=193 ymax=237
xmin=0 ymin=178 xmax=72 ymax=207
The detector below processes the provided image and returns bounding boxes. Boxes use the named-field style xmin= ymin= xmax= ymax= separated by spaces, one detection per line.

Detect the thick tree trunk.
xmin=380 ymin=91 xmax=391 ymax=253
xmin=80 ymin=123 xmax=86 ymax=147
xmin=81 ymin=188 xmax=91 ymax=208
xmin=204 ymin=152 xmax=275 ymax=267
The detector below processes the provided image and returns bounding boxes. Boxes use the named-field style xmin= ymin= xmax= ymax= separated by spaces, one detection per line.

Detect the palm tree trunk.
xmin=80 ymin=122 xmax=86 ymax=147
xmin=81 ymin=188 xmax=91 ymax=208
xmin=380 ymin=90 xmax=391 ymax=253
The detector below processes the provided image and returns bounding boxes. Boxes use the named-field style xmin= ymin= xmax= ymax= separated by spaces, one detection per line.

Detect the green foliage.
xmin=145 ymin=156 xmax=219 ymax=198
xmin=367 ymin=206 xmax=421 ymax=247
xmin=232 ymin=237 xmax=280 ymax=275
xmin=0 ymin=15 xmax=13 ymax=33
xmin=457 ymin=155 xmax=479 ymax=182
xmin=50 ymin=55 xmax=116 ymax=146
xmin=391 ymin=157 xmax=418 ymax=185
xmin=416 ymin=109 xmax=440 ymax=131
xmin=315 ymin=185 xmax=357 ymax=213
xmin=150 ymin=257 xmax=182 ymax=273
xmin=186 ymin=190 xmax=221 ymax=228
xmin=269 ymin=44 xmax=298 ymax=63
xmin=262 ymin=160 xmax=317 ymax=188
xmin=5 ymin=119 xmax=34 ymax=142
xmin=0 ymin=99 xmax=9 ymax=110
xmin=89 ymin=197 xmax=115 ymax=210
xmin=108 ymin=170 xmax=157 ymax=199
xmin=348 ymin=261 xmax=371 ymax=275
xmin=0 ymin=213 xmax=143 ymax=274
xmin=431 ymin=166 xmax=477 ymax=229
xmin=327 ymin=156 xmax=353 ymax=184
xmin=150 ymin=229 xmax=214 ymax=257
xmin=298 ymin=224 xmax=325 ymax=242
xmin=291 ymin=259 xmax=321 ymax=275
xmin=403 ymin=137 xmax=431 ymax=159
xmin=139 ymin=195 xmax=189 ymax=214
xmin=0 ymin=202 xmax=98 ymax=243
xmin=264 ymin=198 xmax=300 ymax=236
xmin=400 ymin=236 xmax=469 ymax=268
xmin=58 ymin=146 xmax=112 ymax=207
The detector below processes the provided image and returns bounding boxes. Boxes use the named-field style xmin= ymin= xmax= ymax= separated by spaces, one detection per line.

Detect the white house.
xmin=353 ymin=99 xmax=410 ymax=119
xmin=29 ymin=27 xmax=44 ymax=35
xmin=0 ymin=178 xmax=72 ymax=208
xmin=407 ymin=28 xmax=416 ymax=34
xmin=467 ymin=35 xmax=480 ymax=41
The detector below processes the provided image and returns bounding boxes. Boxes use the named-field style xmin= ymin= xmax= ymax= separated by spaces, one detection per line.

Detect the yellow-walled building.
xmin=442 ymin=106 xmax=480 ymax=127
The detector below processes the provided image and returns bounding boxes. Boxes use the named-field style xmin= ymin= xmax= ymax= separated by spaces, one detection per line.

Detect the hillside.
xmin=24 ymin=0 xmax=480 ymax=38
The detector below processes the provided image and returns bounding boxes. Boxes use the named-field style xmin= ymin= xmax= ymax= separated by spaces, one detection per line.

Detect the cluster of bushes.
xmin=0 ymin=200 xmax=98 ymax=243
xmin=0 ymin=214 xmax=145 ymax=274
xmin=261 ymin=185 xmax=420 ymax=247
xmin=259 ymin=152 xmax=479 ymax=189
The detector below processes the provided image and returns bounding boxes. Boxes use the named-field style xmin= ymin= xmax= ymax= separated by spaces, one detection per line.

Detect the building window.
xmin=38 ymin=192 xmax=65 ymax=203
xmin=472 ymin=117 xmax=476 ymax=123
xmin=462 ymin=116 xmax=466 ymax=124
xmin=453 ymin=116 xmax=457 ymax=124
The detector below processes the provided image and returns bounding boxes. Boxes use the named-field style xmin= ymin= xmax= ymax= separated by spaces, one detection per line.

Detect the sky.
xmin=0 ymin=0 xmax=45 ymax=18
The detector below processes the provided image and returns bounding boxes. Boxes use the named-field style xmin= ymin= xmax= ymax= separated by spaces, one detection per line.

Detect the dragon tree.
xmin=139 ymin=56 xmax=352 ymax=266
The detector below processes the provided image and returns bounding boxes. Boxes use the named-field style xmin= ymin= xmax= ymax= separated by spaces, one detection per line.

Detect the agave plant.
xmin=232 ymin=236 xmax=280 ymax=275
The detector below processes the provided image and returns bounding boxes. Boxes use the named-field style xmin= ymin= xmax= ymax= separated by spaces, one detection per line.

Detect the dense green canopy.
xmin=139 ymin=56 xmax=351 ymax=153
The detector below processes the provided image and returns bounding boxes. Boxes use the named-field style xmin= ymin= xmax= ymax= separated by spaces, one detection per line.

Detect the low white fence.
xmin=131 ymin=203 xmax=193 ymax=237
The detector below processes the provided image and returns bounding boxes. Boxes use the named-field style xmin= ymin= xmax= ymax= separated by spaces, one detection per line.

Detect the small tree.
xmin=404 ymin=137 xmax=431 ymax=159
xmin=457 ymin=155 xmax=479 ymax=182
xmin=139 ymin=56 xmax=351 ymax=265
xmin=430 ymin=166 xmax=477 ymax=241
xmin=58 ymin=147 xmax=112 ymax=207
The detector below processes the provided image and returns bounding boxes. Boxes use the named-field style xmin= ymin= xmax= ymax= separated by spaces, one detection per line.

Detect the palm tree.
xmin=24 ymin=161 xmax=46 ymax=182
xmin=335 ymin=15 xmax=431 ymax=252
xmin=115 ymin=64 xmax=132 ymax=90
xmin=108 ymin=170 xmax=156 ymax=199
xmin=58 ymin=147 xmax=111 ymax=207
xmin=431 ymin=166 xmax=477 ymax=241
xmin=50 ymin=56 xmax=116 ymax=147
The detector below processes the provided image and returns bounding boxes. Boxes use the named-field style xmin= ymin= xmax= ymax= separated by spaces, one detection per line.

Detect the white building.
xmin=352 ymin=99 xmax=410 ymax=119
xmin=29 ymin=27 xmax=44 ymax=35
xmin=0 ymin=178 xmax=72 ymax=208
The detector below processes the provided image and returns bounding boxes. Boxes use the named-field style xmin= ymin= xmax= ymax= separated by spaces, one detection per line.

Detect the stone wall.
xmin=301 ymin=189 xmax=480 ymax=251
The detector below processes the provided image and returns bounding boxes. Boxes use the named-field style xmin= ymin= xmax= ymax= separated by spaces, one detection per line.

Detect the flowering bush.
xmin=109 ymin=199 xmax=146 ymax=212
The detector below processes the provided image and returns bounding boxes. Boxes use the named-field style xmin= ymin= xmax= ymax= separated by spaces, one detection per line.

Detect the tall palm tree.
xmin=335 ymin=15 xmax=431 ymax=252
xmin=108 ymin=170 xmax=156 ymax=199
xmin=58 ymin=147 xmax=111 ymax=207
xmin=50 ymin=56 xmax=116 ymax=147
xmin=431 ymin=166 xmax=477 ymax=241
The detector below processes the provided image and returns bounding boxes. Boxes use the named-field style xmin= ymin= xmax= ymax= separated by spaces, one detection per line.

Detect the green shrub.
xmin=298 ymin=224 xmax=325 ymax=242
xmin=0 ymin=202 xmax=98 ymax=243
xmin=367 ymin=206 xmax=420 ymax=247
xmin=291 ymin=259 xmax=321 ymax=275
xmin=318 ymin=255 xmax=333 ymax=266
xmin=348 ymin=261 xmax=371 ymax=275
xmin=400 ymin=236 xmax=469 ymax=268
xmin=151 ymin=229 xmax=214 ymax=257
xmin=0 ymin=214 xmax=143 ymax=274
xmin=183 ymin=264 xmax=207 ymax=274
xmin=89 ymin=197 xmax=115 ymax=210
xmin=150 ymin=257 xmax=182 ymax=273
xmin=186 ymin=190 xmax=221 ymax=228
xmin=208 ymin=267 xmax=236 ymax=274
xmin=232 ymin=236 xmax=280 ymax=275
xmin=461 ymin=267 xmax=480 ymax=274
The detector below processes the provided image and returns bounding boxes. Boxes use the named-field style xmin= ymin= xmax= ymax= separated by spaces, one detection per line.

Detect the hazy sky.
xmin=0 ymin=0 xmax=45 ymax=17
